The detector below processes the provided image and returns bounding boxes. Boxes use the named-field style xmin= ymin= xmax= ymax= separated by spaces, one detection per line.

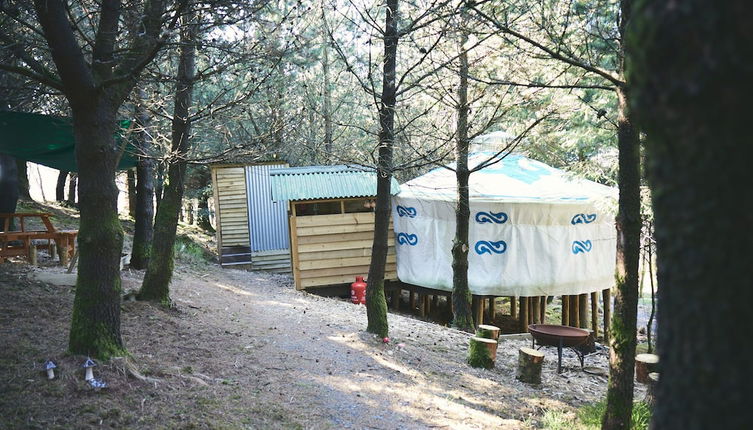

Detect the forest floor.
xmin=0 ymin=203 xmax=647 ymax=430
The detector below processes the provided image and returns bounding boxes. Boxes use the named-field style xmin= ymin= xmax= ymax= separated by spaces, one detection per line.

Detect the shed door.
xmin=245 ymin=164 xmax=290 ymax=252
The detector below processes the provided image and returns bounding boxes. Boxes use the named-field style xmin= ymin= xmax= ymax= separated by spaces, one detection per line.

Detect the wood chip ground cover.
xmin=0 ymin=259 xmax=645 ymax=429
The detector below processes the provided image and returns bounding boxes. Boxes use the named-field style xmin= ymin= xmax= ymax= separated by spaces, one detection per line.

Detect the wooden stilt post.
xmin=391 ymin=288 xmax=400 ymax=309
xmin=540 ymin=296 xmax=547 ymax=323
xmin=603 ymin=288 xmax=611 ymax=341
xmin=409 ymin=289 xmax=417 ymax=311
xmin=579 ymin=293 xmax=588 ymax=329
xmin=488 ymin=297 xmax=496 ymax=322
xmin=432 ymin=294 xmax=439 ymax=309
xmin=531 ymin=296 xmax=540 ymax=324
xmin=591 ymin=291 xmax=599 ymax=337
xmin=423 ymin=294 xmax=431 ymax=316
xmin=570 ymin=295 xmax=580 ymax=327
xmin=29 ymin=244 xmax=38 ymax=266
xmin=519 ymin=297 xmax=529 ymax=332
xmin=561 ymin=295 xmax=570 ymax=326
xmin=510 ymin=296 xmax=517 ymax=319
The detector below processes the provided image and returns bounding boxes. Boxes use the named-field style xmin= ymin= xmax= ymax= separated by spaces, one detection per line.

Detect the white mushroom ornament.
xmin=44 ymin=360 xmax=57 ymax=380
xmin=82 ymin=357 xmax=97 ymax=381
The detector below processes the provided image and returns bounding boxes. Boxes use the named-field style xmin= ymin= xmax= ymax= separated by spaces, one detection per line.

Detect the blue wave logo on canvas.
xmin=571 ymin=213 xmax=597 ymax=225
xmin=397 ymin=233 xmax=418 ymax=246
xmin=396 ymin=205 xmax=417 ymax=218
xmin=475 ymin=240 xmax=507 ymax=255
xmin=475 ymin=211 xmax=508 ymax=224
xmin=572 ymin=240 xmax=593 ymax=254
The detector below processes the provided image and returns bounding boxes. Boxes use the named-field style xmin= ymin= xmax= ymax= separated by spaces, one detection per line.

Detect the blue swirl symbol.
xmin=397 ymin=205 xmax=417 ymax=218
xmin=572 ymin=240 xmax=593 ymax=254
xmin=571 ymin=213 xmax=597 ymax=225
xmin=475 ymin=211 xmax=508 ymax=224
xmin=397 ymin=233 xmax=418 ymax=246
xmin=475 ymin=240 xmax=507 ymax=255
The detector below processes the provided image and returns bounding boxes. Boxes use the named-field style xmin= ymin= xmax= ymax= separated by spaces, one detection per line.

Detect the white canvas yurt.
xmin=391 ymin=151 xmax=617 ymax=298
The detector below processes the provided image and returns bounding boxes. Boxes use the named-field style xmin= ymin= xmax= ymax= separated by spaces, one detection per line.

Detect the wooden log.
xmin=635 ymin=353 xmax=660 ymax=383
xmin=516 ymin=347 xmax=545 ymax=384
xmin=591 ymin=291 xmax=599 ymax=337
xmin=391 ymin=289 xmax=400 ymax=309
xmin=531 ymin=296 xmax=540 ymax=324
xmin=432 ymin=294 xmax=439 ymax=310
xmin=510 ymin=296 xmax=517 ymax=318
xmin=578 ymin=293 xmax=588 ymax=329
xmin=519 ymin=297 xmax=529 ymax=332
xmin=603 ymin=288 xmax=611 ymax=342
xmin=644 ymin=372 xmax=659 ymax=408
xmin=49 ymin=242 xmax=57 ymax=260
xmin=540 ymin=296 xmax=547 ymax=323
xmin=29 ymin=244 xmax=37 ymax=266
xmin=422 ymin=294 xmax=430 ymax=316
xmin=561 ymin=295 xmax=570 ymax=326
xmin=569 ymin=295 xmax=580 ymax=327
xmin=418 ymin=294 xmax=426 ymax=317
xmin=409 ymin=290 xmax=416 ymax=311
xmin=467 ymin=336 xmax=498 ymax=369
xmin=476 ymin=324 xmax=501 ymax=341
xmin=487 ymin=297 xmax=496 ymax=322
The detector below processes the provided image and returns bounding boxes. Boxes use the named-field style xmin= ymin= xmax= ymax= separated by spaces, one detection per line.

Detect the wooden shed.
xmin=210 ymin=162 xmax=291 ymax=271
xmin=269 ymin=165 xmax=400 ymax=290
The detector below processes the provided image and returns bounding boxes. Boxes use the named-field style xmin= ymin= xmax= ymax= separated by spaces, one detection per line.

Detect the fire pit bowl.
xmin=528 ymin=324 xmax=591 ymax=373
xmin=528 ymin=324 xmax=590 ymax=348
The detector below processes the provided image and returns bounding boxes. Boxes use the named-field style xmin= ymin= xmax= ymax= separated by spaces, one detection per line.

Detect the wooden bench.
xmin=0 ymin=213 xmax=78 ymax=265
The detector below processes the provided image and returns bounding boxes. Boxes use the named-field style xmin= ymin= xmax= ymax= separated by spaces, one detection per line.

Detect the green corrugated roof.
xmin=270 ymin=165 xmax=400 ymax=201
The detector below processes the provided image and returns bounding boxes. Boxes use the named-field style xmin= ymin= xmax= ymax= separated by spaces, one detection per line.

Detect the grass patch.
xmin=174 ymin=234 xmax=213 ymax=263
xmin=537 ymin=401 xmax=651 ymax=430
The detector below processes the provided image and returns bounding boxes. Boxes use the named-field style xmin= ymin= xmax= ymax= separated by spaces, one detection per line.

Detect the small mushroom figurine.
xmin=82 ymin=357 xmax=97 ymax=381
xmin=44 ymin=360 xmax=57 ymax=380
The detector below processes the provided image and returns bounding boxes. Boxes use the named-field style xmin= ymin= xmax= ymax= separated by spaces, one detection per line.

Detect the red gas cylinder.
xmin=351 ymin=276 xmax=367 ymax=305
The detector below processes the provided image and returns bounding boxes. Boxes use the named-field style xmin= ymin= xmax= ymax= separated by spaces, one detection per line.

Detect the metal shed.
xmin=211 ymin=162 xmax=291 ymax=271
xmin=270 ymin=165 xmax=400 ymax=290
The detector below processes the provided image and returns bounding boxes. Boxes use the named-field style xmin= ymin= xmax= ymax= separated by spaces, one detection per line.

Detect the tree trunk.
xmin=322 ymin=25 xmax=333 ymax=156
xmin=138 ymin=14 xmax=196 ymax=304
xmin=56 ymin=170 xmax=69 ymax=202
xmin=451 ymin=15 xmax=474 ymax=332
xmin=68 ymin=104 xmax=126 ymax=359
xmin=602 ymin=84 xmax=641 ymax=430
xmin=126 ymin=168 xmax=137 ymax=218
xmin=365 ymin=0 xmax=399 ymax=338
xmin=629 ymin=2 xmax=753 ymax=428
xmin=66 ymin=173 xmax=77 ymax=205
xmin=16 ymin=159 xmax=30 ymax=200
xmin=130 ymin=88 xmax=155 ymax=270
xmin=0 ymin=154 xmax=19 ymax=229
xmin=197 ymin=191 xmax=213 ymax=232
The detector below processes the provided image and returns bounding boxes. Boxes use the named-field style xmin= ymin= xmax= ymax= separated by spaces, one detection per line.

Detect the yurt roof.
xmin=398 ymin=152 xmax=616 ymax=204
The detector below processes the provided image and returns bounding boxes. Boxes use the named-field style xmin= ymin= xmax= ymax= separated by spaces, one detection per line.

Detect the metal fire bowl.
xmin=528 ymin=324 xmax=590 ymax=348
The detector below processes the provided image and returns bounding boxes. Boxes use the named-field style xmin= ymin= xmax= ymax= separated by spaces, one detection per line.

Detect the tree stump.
xmin=476 ymin=324 xmax=500 ymax=341
xmin=517 ymin=347 xmax=545 ymax=384
xmin=29 ymin=244 xmax=38 ymax=266
xmin=636 ymin=353 xmax=659 ymax=383
xmin=644 ymin=372 xmax=659 ymax=408
xmin=468 ymin=336 xmax=498 ymax=369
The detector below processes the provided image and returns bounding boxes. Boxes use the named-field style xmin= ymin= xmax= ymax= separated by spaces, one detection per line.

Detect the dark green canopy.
xmin=0 ymin=111 xmax=137 ymax=172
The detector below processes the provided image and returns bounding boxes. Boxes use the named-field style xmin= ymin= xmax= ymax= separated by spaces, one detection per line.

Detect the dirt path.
xmin=0 ymin=260 xmax=643 ymax=429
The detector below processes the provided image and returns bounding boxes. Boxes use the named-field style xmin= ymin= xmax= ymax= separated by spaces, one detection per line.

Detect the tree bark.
xmin=126 ymin=168 xmax=137 ymax=218
xmin=365 ymin=0 xmax=399 ymax=338
xmin=16 ymin=159 xmax=30 ymax=200
xmin=451 ymin=22 xmax=474 ymax=332
xmin=629 ymin=1 xmax=753 ymax=428
xmin=0 ymin=154 xmax=19 ymax=229
xmin=56 ymin=170 xmax=69 ymax=202
xmin=66 ymin=173 xmax=77 ymax=205
xmin=197 ymin=191 xmax=213 ymax=232
xmin=130 ymin=88 xmax=155 ymax=269
xmin=138 ymin=13 xmax=196 ymax=305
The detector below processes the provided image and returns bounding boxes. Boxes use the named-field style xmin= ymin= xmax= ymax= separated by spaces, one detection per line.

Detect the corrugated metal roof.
xmin=270 ymin=165 xmax=400 ymax=201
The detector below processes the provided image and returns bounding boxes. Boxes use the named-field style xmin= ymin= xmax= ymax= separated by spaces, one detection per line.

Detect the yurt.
xmin=392 ymin=152 xmax=617 ymax=299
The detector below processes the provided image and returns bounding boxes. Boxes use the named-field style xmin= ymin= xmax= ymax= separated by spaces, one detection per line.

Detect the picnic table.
xmin=0 ymin=212 xmax=78 ymax=265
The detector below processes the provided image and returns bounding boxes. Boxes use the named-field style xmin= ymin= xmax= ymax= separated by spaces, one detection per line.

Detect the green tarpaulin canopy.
xmin=0 ymin=111 xmax=137 ymax=172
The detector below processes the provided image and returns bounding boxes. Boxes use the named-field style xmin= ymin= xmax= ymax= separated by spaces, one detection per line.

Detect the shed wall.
xmin=290 ymin=211 xmax=397 ymax=289
xmin=213 ymin=166 xmax=249 ymax=247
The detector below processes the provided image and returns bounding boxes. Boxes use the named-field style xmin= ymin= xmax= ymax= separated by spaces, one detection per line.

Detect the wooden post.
xmin=561 ymin=295 xmax=570 ymax=326
xmin=517 ymin=347 xmax=545 ymax=384
xmin=531 ymin=296 xmax=540 ymax=324
xmin=540 ymin=296 xmax=547 ymax=323
xmin=591 ymin=291 xmax=599 ymax=337
xmin=510 ymin=296 xmax=517 ymax=319
xmin=49 ymin=242 xmax=57 ymax=260
xmin=488 ymin=297 xmax=496 ymax=322
xmin=569 ymin=295 xmax=579 ymax=327
xmin=423 ymin=294 xmax=431 ymax=316
xmin=409 ymin=289 xmax=416 ymax=311
xmin=29 ymin=244 xmax=37 ymax=266
xmin=418 ymin=294 xmax=427 ymax=317
xmin=603 ymin=288 xmax=611 ymax=341
xmin=519 ymin=297 xmax=529 ymax=332
xmin=432 ymin=294 xmax=439 ymax=309
xmin=391 ymin=288 xmax=400 ymax=309
xmin=472 ymin=297 xmax=483 ymax=327
xmin=468 ymin=337 xmax=498 ymax=369
xmin=578 ymin=293 xmax=588 ymax=329
xmin=636 ymin=353 xmax=660 ymax=383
